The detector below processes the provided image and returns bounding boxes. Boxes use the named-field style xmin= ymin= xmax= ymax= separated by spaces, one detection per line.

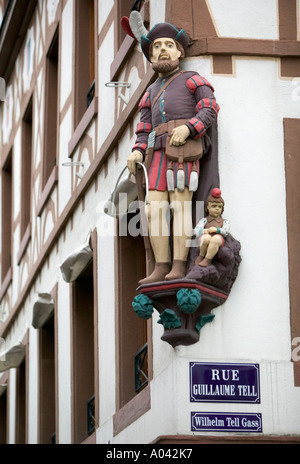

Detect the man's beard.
xmin=152 ymin=58 xmax=180 ymax=74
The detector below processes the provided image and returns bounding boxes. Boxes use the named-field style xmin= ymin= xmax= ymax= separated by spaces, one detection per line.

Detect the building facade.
xmin=0 ymin=0 xmax=299 ymax=444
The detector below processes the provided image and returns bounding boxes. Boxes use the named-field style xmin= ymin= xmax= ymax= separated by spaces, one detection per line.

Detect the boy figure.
xmin=194 ymin=188 xmax=229 ymax=267
xmin=127 ymin=21 xmax=219 ymax=284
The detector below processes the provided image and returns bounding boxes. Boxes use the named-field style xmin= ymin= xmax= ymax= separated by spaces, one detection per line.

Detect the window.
xmin=0 ymin=385 xmax=7 ymax=444
xmin=39 ymin=313 xmax=56 ymax=444
xmin=116 ymin=214 xmax=148 ymax=409
xmin=21 ymin=97 xmax=32 ymax=238
xmin=43 ymin=29 xmax=59 ymax=188
xmin=1 ymin=150 xmax=12 ymax=283
xmin=71 ymin=254 xmax=97 ymax=443
xmin=15 ymin=358 xmax=26 ymax=444
xmin=74 ymin=0 xmax=95 ymax=127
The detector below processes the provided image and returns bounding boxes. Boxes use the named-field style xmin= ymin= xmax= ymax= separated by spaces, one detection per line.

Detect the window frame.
xmin=38 ymin=26 xmax=60 ymax=218
xmin=114 ymin=214 xmax=152 ymax=436
xmin=70 ymin=229 xmax=99 ymax=444
xmin=37 ymin=285 xmax=58 ymax=444
xmin=73 ymin=0 xmax=96 ymax=130
xmin=1 ymin=149 xmax=13 ymax=285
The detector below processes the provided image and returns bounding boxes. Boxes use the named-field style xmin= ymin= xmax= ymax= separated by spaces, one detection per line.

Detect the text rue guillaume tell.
xmin=192 ymin=369 xmax=258 ymax=397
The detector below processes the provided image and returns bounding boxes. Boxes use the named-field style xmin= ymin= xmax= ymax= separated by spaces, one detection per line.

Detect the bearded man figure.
xmin=127 ymin=16 xmax=220 ymax=284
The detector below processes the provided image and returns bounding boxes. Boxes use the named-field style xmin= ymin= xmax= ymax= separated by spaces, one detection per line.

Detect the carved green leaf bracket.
xmin=176 ymin=288 xmax=202 ymax=314
xmin=195 ymin=313 xmax=215 ymax=333
xmin=132 ymin=293 xmax=154 ymax=319
xmin=158 ymin=309 xmax=181 ymax=329
xmin=132 ymin=280 xmax=227 ymax=347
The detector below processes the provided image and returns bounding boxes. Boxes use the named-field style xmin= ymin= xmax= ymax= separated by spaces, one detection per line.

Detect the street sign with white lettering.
xmin=191 ymin=412 xmax=262 ymax=433
xmin=190 ymin=362 xmax=260 ymax=403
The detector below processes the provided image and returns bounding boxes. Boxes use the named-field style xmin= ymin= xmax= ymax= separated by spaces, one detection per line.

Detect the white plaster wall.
xmin=98 ymin=0 xmax=114 ymax=32
xmin=4 ymin=305 xmax=30 ymax=355
xmin=207 ymin=0 xmax=278 ymax=39
xmin=56 ymin=276 xmax=72 ymax=444
xmin=2 ymin=0 xmax=300 ymax=445
xmin=207 ymin=57 xmax=294 ymax=362
xmin=150 ymin=0 xmax=166 ymax=27
xmin=105 ymin=356 xmax=300 ymax=443
xmin=97 ymin=24 xmax=115 ymax=152
xmin=13 ymin=128 xmax=21 ymax=222
xmin=1 ymin=295 xmax=38 ymax=442
xmin=116 ymin=52 xmax=145 ymax=118
xmin=27 ymin=326 xmax=38 ymax=444
xmin=173 ymin=358 xmax=300 ymax=437
xmin=12 ymin=223 xmax=21 ymax=302
xmin=106 ymin=362 xmax=179 ymax=445
xmin=2 ymin=84 xmax=13 ymax=144
xmin=40 ymin=192 xmax=57 ymax=245
xmin=134 ymin=55 xmax=300 ymax=441
xmin=34 ymin=70 xmax=43 ymax=170
xmin=99 ymin=54 xmax=300 ymax=443
xmin=23 ymin=26 xmax=35 ymax=93
xmin=58 ymin=106 xmax=72 ymax=216
xmin=154 ymin=56 xmax=295 ymax=367
xmin=14 ymin=58 xmax=21 ymax=124
xmin=7 ymin=368 xmax=16 ymax=444
xmin=97 ymin=220 xmax=116 ymax=425
xmin=11 ymin=129 xmax=21 ymax=305
xmin=96 ymin=146 xmax=134 ymax=426
xmin=71 ymin=122 xmax=96 ymax=186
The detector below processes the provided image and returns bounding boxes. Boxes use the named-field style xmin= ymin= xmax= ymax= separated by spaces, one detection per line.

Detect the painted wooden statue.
xmin=126 ymin=11 xmax=220 ymax=284
xmin=194 ymin=188 xmax=229 ymax=267
xmin=122 ymin=11 xmax=241 ymax=347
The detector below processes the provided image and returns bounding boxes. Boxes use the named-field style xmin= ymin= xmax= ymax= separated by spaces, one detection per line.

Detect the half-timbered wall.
xmin=0 ymin=0 xmax=299 ymax=444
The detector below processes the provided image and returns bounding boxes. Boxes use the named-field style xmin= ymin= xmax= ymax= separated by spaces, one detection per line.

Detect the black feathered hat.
xmin=140 ymin=22 xmax=189 ymax=62
xmin=121 ymin=11 xmax=189 ymax=62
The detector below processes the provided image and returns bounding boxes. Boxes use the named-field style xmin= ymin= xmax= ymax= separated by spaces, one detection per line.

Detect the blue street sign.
xmin=191 ymin=412 xmax=262 ymax=433
xmin=190 ymin=362 xmax=260 ymax=403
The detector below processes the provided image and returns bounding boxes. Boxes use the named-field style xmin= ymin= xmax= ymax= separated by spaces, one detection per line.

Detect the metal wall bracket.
xmin=105 ymin=82 xmax=131 ymax=106
xmin=62 ymin=161 xmax=85 ymax=179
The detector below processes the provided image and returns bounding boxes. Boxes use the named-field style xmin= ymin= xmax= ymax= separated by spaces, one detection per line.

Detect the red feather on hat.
xmin=120 ymin=16 xmax=135 ymax=39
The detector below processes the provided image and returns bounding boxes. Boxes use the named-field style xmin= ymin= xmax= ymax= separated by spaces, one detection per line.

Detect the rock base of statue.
xmin=132 ymin=234 xmax=242 ymax=347
xmin=186 ymin=234 xmax=242 ymax=293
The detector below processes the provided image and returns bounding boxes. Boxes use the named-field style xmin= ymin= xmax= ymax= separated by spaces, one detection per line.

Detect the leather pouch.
xmin=165 ymin=135 xmax=203 ymax=164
